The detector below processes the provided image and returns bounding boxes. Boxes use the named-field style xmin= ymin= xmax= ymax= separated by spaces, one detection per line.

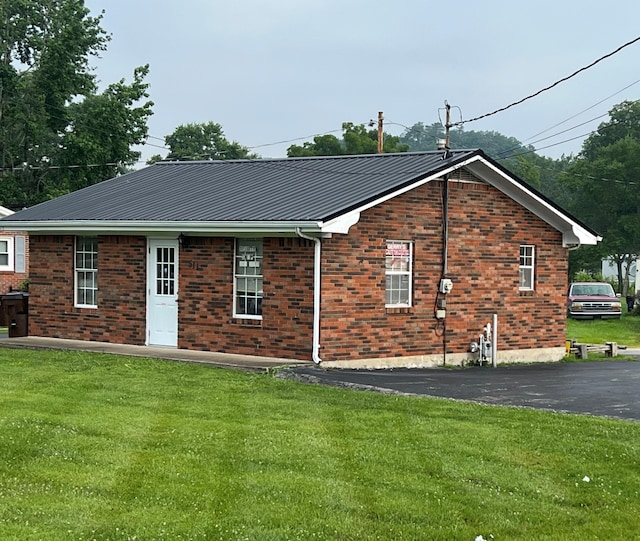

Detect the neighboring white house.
xmin=602 ymin=256 xmax=639 ymax=295
xmin=0 ymin=205 xmax=28 ymax=292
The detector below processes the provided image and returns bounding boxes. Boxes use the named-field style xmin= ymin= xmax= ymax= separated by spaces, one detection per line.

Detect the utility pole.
xmin=444 ymin=101 xmax=451 ymax=156
xmin=377 ymin=111 xmax=384 ymax=153
xmin=437 ymin=101 xmax=453 ymax=158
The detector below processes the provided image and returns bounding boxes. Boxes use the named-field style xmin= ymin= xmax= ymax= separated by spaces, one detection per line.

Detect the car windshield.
xmin=572 ymin=284 xmax=615 ymax=296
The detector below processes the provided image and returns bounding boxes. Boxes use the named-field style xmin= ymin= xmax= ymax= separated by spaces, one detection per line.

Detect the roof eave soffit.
xmin=461 ymin=157 xmax=600 ymax=247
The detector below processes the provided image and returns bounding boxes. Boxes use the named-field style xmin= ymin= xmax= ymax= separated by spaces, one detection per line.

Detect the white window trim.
xmin=385 ymin=240 xmax=413 ymax=308
xmin=519 ymin=245 xmax=535 ymax=291
xmin=75 ymin=236 xmax=98 ymax=308
xmin=233 ymin=238 xmax=263 ymax=319
xmin=0 ymin=236 xmax=14 ymax=271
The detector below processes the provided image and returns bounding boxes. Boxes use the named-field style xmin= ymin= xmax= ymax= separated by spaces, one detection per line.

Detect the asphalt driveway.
xmin=286 ymin=360 xmax=640 ymax=422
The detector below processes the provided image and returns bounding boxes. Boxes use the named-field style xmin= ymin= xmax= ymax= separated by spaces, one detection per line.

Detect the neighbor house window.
xmin=386 ymin=240 xmax=413 ymax=307
xmin=234 ymin=239 xmax=263 ymax=317
xmin=519 ymin=245 xmax=535 ymax=290
xmin=0 ymin=237 xmax=13 ymax=271
xmin=75 ymin=236 xmax=98 ymax=307
xmin=0 ymin=236 xmax=26 ymax=273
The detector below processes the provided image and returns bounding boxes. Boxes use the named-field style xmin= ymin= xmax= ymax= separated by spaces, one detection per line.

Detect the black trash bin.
xmin=626 ymin=295 xmax=636 ymax=312
xmin=1 ymin=292 xmax=29 ymax=337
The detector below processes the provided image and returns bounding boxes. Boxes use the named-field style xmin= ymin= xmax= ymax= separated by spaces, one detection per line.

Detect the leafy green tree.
xmin=396 ymin=122 xmax=443 ymax=152
xmin=149 ymin=122 xmax=257 ymax=163
xmin=0 ymin=0 xmax=153 ymax=209
xmin=59 ymin=65 xmax=154 ymax=192
xmin=398 ymin=122 xmax=532 ymax=160
xmin=285 ymin=134 xmax=345 ymax=158
xmin=509 ymin=153 xmax=574 ymax=209
xmin=395 ymin=121 xmax=579 ymax=205
xmin=287 ymin=122 xmax=408 ymax=157
xmin=581 ymin=101 xmax=640 ymax=159
xmin=561 ymin=101 xmax=640 ymax=293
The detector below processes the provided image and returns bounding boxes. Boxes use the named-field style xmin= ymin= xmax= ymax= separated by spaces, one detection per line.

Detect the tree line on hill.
xmin=2 ymin=0 xmax=639 ymax=291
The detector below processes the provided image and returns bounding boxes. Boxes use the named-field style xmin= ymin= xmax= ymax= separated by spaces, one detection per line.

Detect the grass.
xmin=0 ymin=349 xmax=639 ymax=540
xmin=566 ymin=314 xmax=640 ymax=348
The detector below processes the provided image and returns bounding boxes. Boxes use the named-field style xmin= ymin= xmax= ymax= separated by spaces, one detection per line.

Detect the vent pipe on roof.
xmin=296 ymin=228 xmax=322 ymax=365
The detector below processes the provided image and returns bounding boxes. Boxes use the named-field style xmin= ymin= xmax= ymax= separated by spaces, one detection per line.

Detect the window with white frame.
xmin=519 ymin=245 xmax=535 ymax=290
xmin=0 ymin=236 xmax=26 ymax=273
xmin=234 ymin=239 xmax=263 ymax=317
xmin=386 ymin=240 xmax=413 ymax=307
xmin=0 ymin=237 xmax=13 ymax=271
xmin=75 ymin=236 xmax=98 ymax=307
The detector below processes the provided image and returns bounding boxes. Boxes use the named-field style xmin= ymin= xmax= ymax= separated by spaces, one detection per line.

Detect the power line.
xmin=453 ymin=35 xmax=640 ymax=127
xmin=521 ymin=79 xmax=640 ymax=143
xmin=1 ymin=162 xmax=121 ymax=172
xmin=1 ymin=95 xmax=170 ymax=152
xmin=246 ymin=128 xmax=346 ymax=150
xmin=499 ymin=100 xmax=640 ymax=160
xmin=495 ymin=112 xmax=610 ymax=160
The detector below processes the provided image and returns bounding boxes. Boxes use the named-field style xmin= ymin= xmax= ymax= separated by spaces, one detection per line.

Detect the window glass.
xmin=519 ymin=245 xmax=535 ymax=290
xmin=0 ymin=238 xmax=12 ymax=269
xmin=75 ymin=236 xmax=98 ymax=307
xmin=235 ymin=239 xmax=263 ymax=317
xmin=386 ymin=241 xmax=412 ymax=307
xmin=156 ymin=247 xmax=176 ymax=296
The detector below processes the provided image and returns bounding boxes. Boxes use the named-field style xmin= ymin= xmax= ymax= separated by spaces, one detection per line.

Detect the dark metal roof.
xmin=2 ymin=150 xmax=478 ymax=223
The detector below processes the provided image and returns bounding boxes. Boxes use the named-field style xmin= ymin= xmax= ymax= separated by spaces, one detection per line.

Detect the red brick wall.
xmin=25 ymin=176 xmax=567 ymax=363
xmin=0 ymin=231 xmax=29 ymax=293
xmin=28 ymin=235 xmax=147 ymax=344
xmin=179 ymin=237 xmax=314 ymax=358
xmin=318 ymin=179 xmax=567 ymax=362
xmin=29 ymin=235 xmax=315 ymax=359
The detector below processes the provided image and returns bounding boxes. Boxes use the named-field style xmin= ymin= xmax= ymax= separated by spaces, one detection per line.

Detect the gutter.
xmin=0 ymin=219 xmax=322 ymax=236
xmin=296 ymin=228 xmax=322 ymax=365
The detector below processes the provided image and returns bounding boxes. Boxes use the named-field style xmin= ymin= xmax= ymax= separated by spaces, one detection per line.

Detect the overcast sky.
xmin=84 ymin=0 xmax=640 ymax=163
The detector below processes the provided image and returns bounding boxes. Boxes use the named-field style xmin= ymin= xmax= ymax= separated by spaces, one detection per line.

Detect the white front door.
xmin=147 ymin=239 xmax=179 ymax=347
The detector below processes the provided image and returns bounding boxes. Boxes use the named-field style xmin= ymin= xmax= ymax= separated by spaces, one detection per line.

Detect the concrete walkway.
xmin=0 ymin=336 xmax=311 ymax=372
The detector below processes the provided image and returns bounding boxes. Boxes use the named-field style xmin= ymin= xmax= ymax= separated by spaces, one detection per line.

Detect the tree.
xmin=581 ymin=100 xmax=640 ymax=160
xmin=511 ymin=153 xmax=574 ymax=209
xmin=148 ymin=122 xmax=257 ymax=163
xmin=397 ymin=122 xmax=532 ymax=160
xmin=561 ymin=101 xmax=640 ymax=293
xmin=285 ymin=134 xmax=345 ymax=158
xmin=59 ymin=65 xmax=154 ymax=193
xmin=287 ymin=122 xmax=408 ymax=157
xmin=396 ymin=122 xmax=443 ymax=152
xmin=0 ymin=1 xmax=153 ymax=209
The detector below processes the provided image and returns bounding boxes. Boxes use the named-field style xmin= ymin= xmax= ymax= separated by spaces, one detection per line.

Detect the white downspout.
xmin=296 ymin=228 xmax=322 ymax=365
xmin=492 ymin=313 xmax=498 ymax=368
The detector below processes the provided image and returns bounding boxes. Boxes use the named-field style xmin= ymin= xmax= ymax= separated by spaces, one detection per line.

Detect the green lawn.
xmin=566 ymin=314 xmax=640 ymax=347
xmin=0 ymin=349 xmax=639 ymax=540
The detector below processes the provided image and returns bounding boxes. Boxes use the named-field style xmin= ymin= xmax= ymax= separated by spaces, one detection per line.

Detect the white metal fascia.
xmin=460 ymin=156 xmax=601 ymax=247
xmin=320 ymin=212 xmax=361 ymax=234
xmin=0 ymin=220 xmax=323 ymax=236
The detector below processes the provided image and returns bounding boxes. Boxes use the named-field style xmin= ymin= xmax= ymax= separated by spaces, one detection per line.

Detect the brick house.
xmin=0 ymin=150 xmax=599 ymax=367
xmin=0 ymin=205 xmax=29 ymax=294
